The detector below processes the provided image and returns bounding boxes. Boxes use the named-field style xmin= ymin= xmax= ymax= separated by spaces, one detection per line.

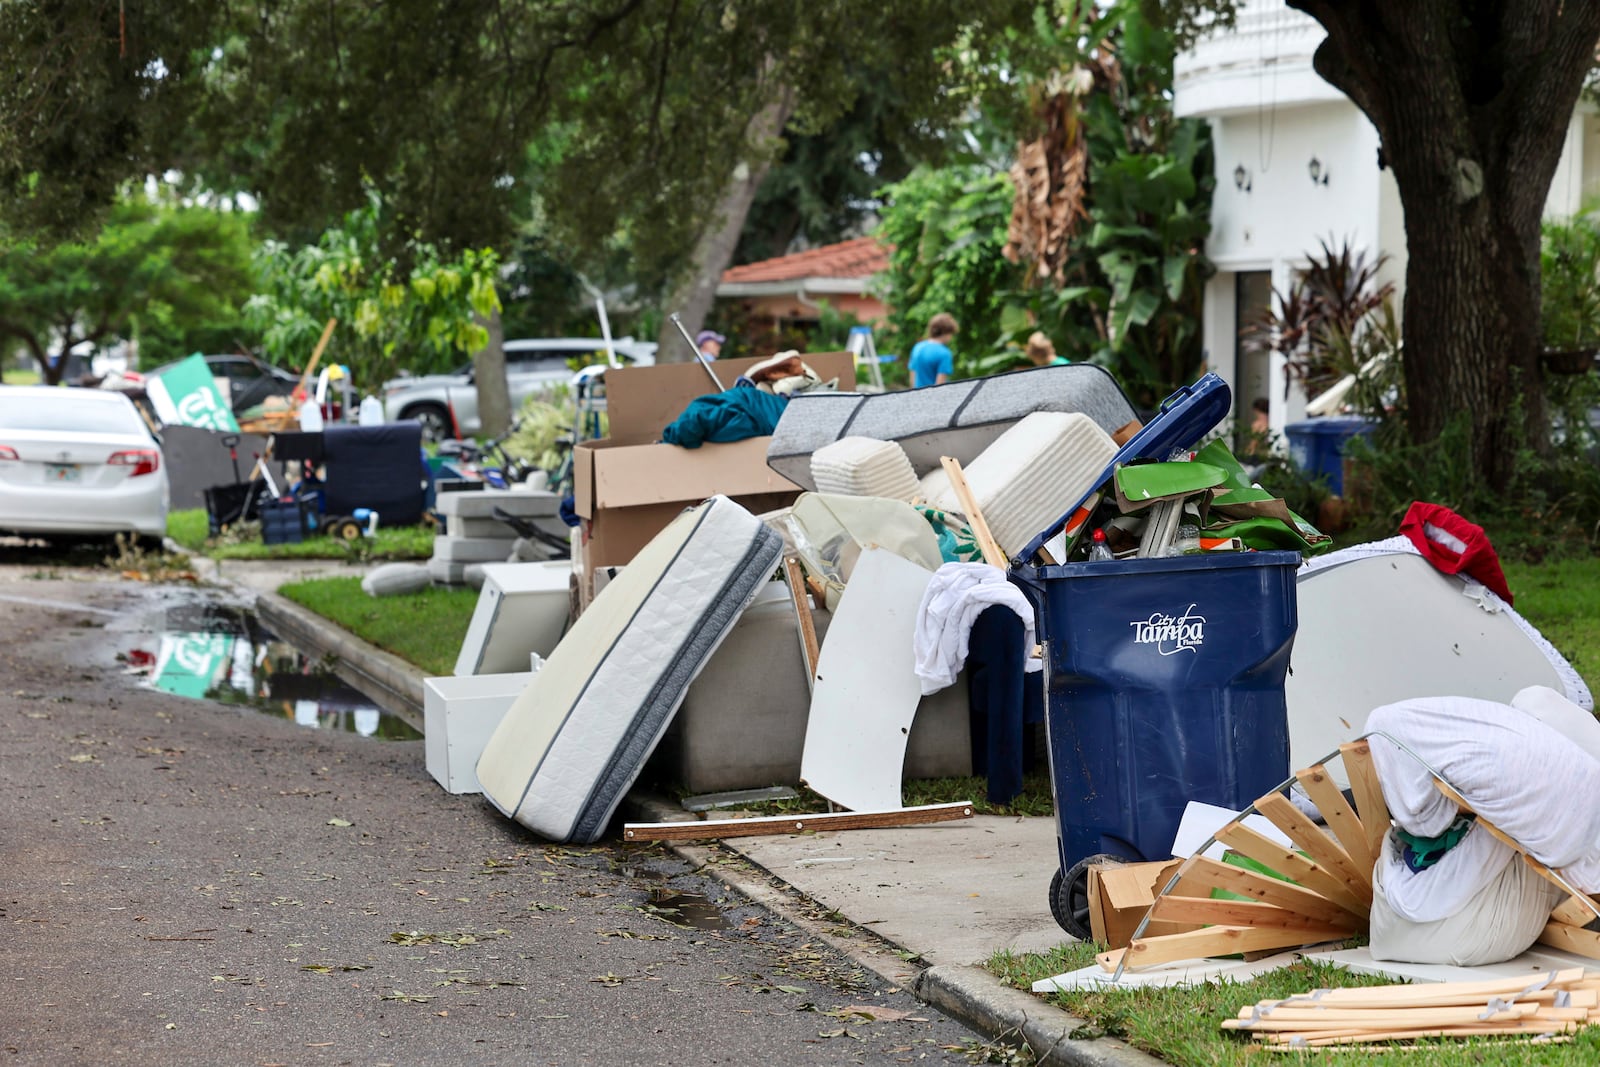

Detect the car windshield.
xmin=0 ymin=393 xmax=145 ymax=435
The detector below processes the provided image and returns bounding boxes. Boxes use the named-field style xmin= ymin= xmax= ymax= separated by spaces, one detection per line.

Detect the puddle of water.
xmin=646 ymin=888 xmax=729 ymax=931
xmin=113 ymin=600 xmax=420 ymax=741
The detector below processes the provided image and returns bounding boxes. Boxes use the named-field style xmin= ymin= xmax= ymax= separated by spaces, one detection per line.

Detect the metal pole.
xmin=669 ymin=313 xmax=727 ymax=392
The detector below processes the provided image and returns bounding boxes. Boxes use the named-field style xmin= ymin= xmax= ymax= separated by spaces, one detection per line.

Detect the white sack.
xmin=784 ymin=493 xmax=943 ymax=612
xmin=361 ymin=562 xmax=431 ymax=598
xmin=1367 ymin=696 xmax=1600 ymax=890
xmin=1370 ymin=828 xmax=1564 ymax=967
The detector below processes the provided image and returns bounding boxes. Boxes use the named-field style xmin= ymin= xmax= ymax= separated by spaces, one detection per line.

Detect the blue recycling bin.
xmin=1011 ymin=548 xmax=1298 ymax=938
xmin=1284 ymin=417 xmax=1376 ymax=496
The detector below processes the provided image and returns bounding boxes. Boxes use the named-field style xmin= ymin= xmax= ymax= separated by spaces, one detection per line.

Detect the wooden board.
xmin=1098 ymin=923 xmax=1350 ymax=972
xmin=1253 ymin=791 xmax=1371 ymax=902
xmin=799 ymin=548 xmax=934 ymax=812
xmin=939 ymin=455 xmax=1007 ymax=569
xmin=1149 ymin=895 xmax=1355 ymax=933
xmin=1340 ymin=740 xmax=1391 ymax=863
xmin=782 ymin=556 xmax=821 ymax=691
xmin=1294 ymin=763 xmax=1376 ymax=881
xmin=1213 ymin=821 xmax=1370 ymax=919
xmin=1538 ymin=921 xmax=1600 ymax=961
xmin=1182 ymin=856 xmax=1360 ymax=929
xmin=621 ymin=801 xmax=974 ymax=841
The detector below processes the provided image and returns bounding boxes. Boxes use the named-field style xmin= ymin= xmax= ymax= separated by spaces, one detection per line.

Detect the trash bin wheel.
xmin=331 ymin=517 xmax=364 ymax=542
xmin=1050 ymin=854 xmax=1126 ymax=941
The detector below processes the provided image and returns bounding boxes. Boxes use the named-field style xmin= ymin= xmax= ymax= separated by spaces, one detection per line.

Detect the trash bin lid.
xmin=1016 ymin=373 xmax=1233 ymax=564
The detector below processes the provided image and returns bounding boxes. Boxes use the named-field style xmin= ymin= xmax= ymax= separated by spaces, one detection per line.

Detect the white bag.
xmin=361 ymin=562 xmax=431 ymax=598
xmin=784 ymin=493 xmax=943 ymax=611
xmin=1371 ymin=829 xmax=1564 ymax=966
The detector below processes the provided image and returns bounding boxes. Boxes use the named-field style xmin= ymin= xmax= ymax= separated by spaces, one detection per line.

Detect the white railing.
xmin=1175 ymin=0 xmax=1334 ymax=116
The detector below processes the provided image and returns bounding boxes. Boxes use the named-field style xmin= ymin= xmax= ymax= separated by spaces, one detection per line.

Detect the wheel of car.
xmin=404 ymin=403 xmax=454 ymax=442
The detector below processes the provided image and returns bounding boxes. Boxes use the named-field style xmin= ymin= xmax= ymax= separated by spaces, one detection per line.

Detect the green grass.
xmin=987 ymin=948 xmax=1600 ymax=1064
xmin=278 ymin=576 xmax=478 ymax=677
xmin=1503 ymin=554 xmax=1600 ymax=696
xmin=2 ymin=367 xmax=41 ymax=385
xmin=166 ymin=507 xmax=434 ymax=561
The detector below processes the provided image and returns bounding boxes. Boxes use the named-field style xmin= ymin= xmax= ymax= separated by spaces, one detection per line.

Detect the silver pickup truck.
xmin=381 ymin=337 xmax=656 ymax=440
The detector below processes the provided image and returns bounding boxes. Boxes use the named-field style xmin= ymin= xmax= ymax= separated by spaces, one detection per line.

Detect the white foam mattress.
xmin=809 ymin=436 xmax=920 ymax=502
xmin=475 ymin=495 xmax=783 ymax=842
xmin=932 ymin=412 xmax=1117 ymax=557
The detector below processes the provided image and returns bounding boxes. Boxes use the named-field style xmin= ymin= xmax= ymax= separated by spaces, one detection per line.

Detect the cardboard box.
xmin=574 ymin=351 xmax=856 ymax=587
xmin=1087 ymin=859 xmax=1205 ymax=950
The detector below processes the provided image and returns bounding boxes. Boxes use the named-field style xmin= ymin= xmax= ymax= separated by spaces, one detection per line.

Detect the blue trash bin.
xmin=1011 ymin=550 xmax=1299 ymax=937
xmin=1009 ymin=371 xmax=1301 ymax=939
xmin=1284 ymin=417 xmax=1376 ymax=496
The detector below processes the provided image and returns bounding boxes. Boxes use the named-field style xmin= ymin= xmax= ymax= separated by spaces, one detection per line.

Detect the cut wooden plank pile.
xmin=1098 ymin=738 xmax=1600 ymax=976
xmin=1223 ymin=967 xmax=1600 ymax=1049
xmin=1098 ymin=740 xmax=1387 ymax=973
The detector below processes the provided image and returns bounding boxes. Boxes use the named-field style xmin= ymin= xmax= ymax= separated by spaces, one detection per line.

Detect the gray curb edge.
xmin=239 ymin=586 xmax=1162 ymax=1067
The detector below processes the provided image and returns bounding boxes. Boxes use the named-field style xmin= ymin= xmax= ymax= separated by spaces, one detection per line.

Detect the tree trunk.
xmin=1294 ymin=0 xmax=1600 ymax=491
xmin=655 ymin=84 xmax=795 ymax=363
xmin=472 ymin=308 xmax=509 ymax=439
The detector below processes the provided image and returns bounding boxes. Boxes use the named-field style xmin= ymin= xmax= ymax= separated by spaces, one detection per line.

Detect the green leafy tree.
xmin=0 ymin=195 xmax=253 ymax=385
xmin=245 ymin=196 xmax=500 ymax=392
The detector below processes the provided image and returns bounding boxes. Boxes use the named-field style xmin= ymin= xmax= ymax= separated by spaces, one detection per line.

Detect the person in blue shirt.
xmin=908 ymin=312 xmax=958 ymax=387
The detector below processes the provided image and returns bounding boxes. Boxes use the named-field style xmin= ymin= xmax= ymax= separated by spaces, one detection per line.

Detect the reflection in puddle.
xmin=646 ymin=889 xmax=728 ymax=931
xmin=118 ymin=602 xmax=420 ymax=740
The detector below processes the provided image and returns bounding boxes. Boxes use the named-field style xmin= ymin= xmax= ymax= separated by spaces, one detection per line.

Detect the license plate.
xmin=45 ymin=463 xmax=80 ymax=482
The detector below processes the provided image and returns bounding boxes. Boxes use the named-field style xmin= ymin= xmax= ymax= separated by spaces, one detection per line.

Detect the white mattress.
xmin=809 ymin=436 xmax=920 ymax=502
xmin=475 ymin=495 xmax=783 ymax=842
xmin=932 ymin=412 xmax=1117 ymax=557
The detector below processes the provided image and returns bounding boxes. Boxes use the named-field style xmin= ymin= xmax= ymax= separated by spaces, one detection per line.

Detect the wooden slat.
xmin=621 ymin=801 xmax=974 ymax=842
xmin=1213 ymin=821 xmax=1370 ymax=919
xmin=1538 ymin=921 xmax=1600 ymax=961
xmin=782 ymin=556 xmax=821 ymax=690
xmin=1553 ymin=894 xmax=1600 ymax=927
xmin=1294 ymin=763 xmax=1376 ymax=881
xmin=939 ymin=456 xmax=1007 ymax=568
xmin=1229 ymin=1004 xmax=1540 ymax=1029
xmin=1149 ymin=895 xmax=1358 ymax=932
xmin=1254 ymin=791 xmax=1371 ymax=903
xmin=1254 ymin=1024 xmax=1581 ymax=1047
xmin=1268 ymin=968 xmax=1590 ymax=1008
xmin=1182 ymin=856 xmax=1358 ymax=928
xmin=1097 ymin=922 xmax=1349 ymax=972
xmin=1340 ymin=740 xmax=1390 ymax=862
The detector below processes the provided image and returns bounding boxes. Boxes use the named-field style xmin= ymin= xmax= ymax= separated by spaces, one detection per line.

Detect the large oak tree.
xmin=1156 ymin=0 xmax=1600 ymax=489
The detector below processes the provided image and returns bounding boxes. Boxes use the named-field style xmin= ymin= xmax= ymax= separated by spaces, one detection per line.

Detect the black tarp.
xmin=321 ymin=423 xmax=427 ymax=527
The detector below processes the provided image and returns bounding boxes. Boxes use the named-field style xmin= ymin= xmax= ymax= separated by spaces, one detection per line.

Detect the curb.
xmin=254 ymin=591 xmax=427 ymax=732
xmin=623 ymin=794 xmax=1162 ymax=1067
xmin=228 ymin=599 xmax=1162 ymax=1067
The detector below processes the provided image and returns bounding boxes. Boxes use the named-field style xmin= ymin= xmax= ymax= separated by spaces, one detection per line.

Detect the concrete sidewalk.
xmin=242 ymin=570 xmax=1163 ymax=1067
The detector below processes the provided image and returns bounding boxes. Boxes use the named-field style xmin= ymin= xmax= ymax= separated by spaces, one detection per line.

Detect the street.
xmin=0 ymin=560 xmax=999 ymax=1067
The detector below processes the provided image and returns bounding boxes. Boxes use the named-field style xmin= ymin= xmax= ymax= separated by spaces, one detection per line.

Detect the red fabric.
xmin=1399 ymin=502 xmax=1513 ymax=605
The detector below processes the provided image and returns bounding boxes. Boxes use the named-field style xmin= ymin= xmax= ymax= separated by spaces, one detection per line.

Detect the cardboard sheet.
xmin=1032 ymin=951 xmax=1303 ymax=993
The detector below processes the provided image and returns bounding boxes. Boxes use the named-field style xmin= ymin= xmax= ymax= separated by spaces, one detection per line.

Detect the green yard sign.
xmin=146 ymin=353 xmax=240 ymax=433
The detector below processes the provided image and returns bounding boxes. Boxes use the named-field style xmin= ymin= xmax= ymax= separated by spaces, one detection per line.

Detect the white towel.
xmin=912 ymin=561 xmax=1040 ymax=696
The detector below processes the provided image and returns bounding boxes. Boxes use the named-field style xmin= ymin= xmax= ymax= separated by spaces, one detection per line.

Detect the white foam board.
xmin=424 ymin=671 xmax=536 ymax=793
xmin=1288 ymin=553 xmax=1567 ymax=787
xmin=454 ymin=561 xmax=572 ymax=676
xmin=1303 ymin=944 xmax=1600 ymax=985
xmin=800 ymin=548 xmax=933 ymax=812
xmin=1170 ymin=801 xmax=1294 ymax=861
xmin=1033 ymin=951 xmax=1303 ymax=993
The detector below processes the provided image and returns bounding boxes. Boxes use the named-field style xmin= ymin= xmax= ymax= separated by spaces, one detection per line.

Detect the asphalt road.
xmin=0 ymin=560 xmax=1000 ymax=1067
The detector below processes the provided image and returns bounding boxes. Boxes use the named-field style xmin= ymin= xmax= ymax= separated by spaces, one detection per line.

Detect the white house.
xmin=1177 ymin=0 xmax=1600 ymax=436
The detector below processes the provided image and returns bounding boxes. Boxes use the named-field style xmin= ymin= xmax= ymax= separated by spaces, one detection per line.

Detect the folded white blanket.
xmin=912 ymin=562 xmax=1039 ymax=695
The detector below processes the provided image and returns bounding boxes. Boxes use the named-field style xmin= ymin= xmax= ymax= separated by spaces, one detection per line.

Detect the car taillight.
xmin=108 ymin=449 xmax=161 ymax=477
xmin=0 ymin=446 xmax=16 ymax=461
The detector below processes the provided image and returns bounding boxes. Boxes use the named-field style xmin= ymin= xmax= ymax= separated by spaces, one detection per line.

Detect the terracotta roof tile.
xmin=721 ymin=236 xmax=890 ymax=284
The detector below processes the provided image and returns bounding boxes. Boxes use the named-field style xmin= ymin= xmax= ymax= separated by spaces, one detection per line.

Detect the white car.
xmin=0 ymin=386 xmax=170 ymax=544
xmin=381 ymin=337 xmax=657 ymax=440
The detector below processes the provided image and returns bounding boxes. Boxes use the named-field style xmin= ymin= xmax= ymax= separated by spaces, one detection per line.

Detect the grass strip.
xmin=988 ymin=949 xmax=1600 ymax=1064
xmin=167 ymin=507 xmax=434 ymax=561
xmin=278 ymin=576 xmax=477 ymax=677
